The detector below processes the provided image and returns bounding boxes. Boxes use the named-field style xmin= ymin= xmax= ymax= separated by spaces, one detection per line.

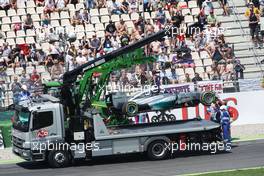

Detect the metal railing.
xmin=229 ymin=0 xmax=264 ymax=77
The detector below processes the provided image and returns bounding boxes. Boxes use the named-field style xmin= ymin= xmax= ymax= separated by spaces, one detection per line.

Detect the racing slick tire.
xmin=48 ymin=150 xmax=70 ymax=168
xmin=200 ymin=91 xmax=216 ymax=106
xmin=147 ymin=140 xmax=169 ymax=160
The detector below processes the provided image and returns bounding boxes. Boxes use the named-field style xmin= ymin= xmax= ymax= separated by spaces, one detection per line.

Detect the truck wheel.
xmin=123 ymin=101 xmax=138 ymax=117
xmin=48 ymin=150 xmax=70 ymax=168
xmin=147 ymin=140 xmax=169 ymax=160
xmin=200 ymin=91 xmax=216 ymax=106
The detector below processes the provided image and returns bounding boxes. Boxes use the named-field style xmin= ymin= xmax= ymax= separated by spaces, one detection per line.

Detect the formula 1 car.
xmin=106 ymin=90 xmax=217 ymax=117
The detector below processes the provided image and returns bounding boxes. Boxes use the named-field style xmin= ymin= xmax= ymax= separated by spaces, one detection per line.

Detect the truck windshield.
xmin=13 ymin=110 xmax=31 ymax=132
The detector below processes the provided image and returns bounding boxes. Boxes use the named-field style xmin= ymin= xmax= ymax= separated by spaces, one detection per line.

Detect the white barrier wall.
xmin=220 ymin=90 xmax=264 ymax=126
xmin=145 ymin=91 xmax=264 ymax=126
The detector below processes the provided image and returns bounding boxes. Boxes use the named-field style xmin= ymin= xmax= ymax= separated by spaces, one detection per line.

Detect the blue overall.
xmin=220 ymin=111 xmax=231 ymax=143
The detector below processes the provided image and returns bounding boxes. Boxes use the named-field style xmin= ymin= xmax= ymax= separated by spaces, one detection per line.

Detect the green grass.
xmin=190 ymin=168 xmax=264 ymax=176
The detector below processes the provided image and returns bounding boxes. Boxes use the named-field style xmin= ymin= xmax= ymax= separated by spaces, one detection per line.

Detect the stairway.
xmin=214 ymin=0 xmax=264 ymax=79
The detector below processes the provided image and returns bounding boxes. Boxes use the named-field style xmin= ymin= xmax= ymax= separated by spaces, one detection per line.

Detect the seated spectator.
xmin=111 ymin=35 xmax=120 ymax=50
xmin=145 ymin=19 xmax=155 ymax=35
xmin=0 ymin=0 xmax=11 ymax=10
xmin=183 ymin=73 xmax=192 ymax=83
xmin=51 ymin=59 xmax=64 ymax=80
xmin=150 ymin=40 xmax=161 ymax=55
xmin=120 ymin=31 xmax=130 ymax=47
xmin=105 ymin=20 xmax=117 ymax=36
xmin=195 ymin=32 xmax=207 ymax=51
xmin=202 ymin=0 xmax=214 ymax=16
xmin=23 ymin=14 xmax=34 ymax=30
xmin=55 ymin=0 xmax=68 ymax=11
xmin=207 ymin=10 xmax=218 ymax=26
xmin=20 ymin=70 xmax=29 ymax=85
xmin=30 ymin=69 xmax=41 ymax=84
xmin=81 ymin=9 xmax=90 ymax=24
xmin=120 ymin=0 xmax=130 ymax=14
xmin=76 ymin=50 xmax=87 ymax=65
xmin=86 ymin=0 xmax=95 ymax=9
xmin=234 ymin=60 xmax=245 ymax=79
xmin=44 ymin=0 xmax=56 ymax=14
xmin=41 ymin=12 xmax=51 ymax=27
xmin=36 ymin=0 xmax=45 ymax=6
xmin=71 ymin=10 xmax=82 ymax=26
xmin=102 ymin=35 xmax=114 ymax=53
xmin=155 ymin=5 xmax=166 ymax=25
xmin=209 ymin=61 xmax=220 ymax=80
xmin=131 ymin=25 xmax=142 ymax=41
xmin=192 ymin=73 xmax=203 ymax=83
xmin=90 ymin=34 xmax=102 ymax=56
xmin=116 ymin=19 xmax=128 ymax=36
xmin=129 ymin=0 xmax=137 ymax=12
xmin=143 ymin=0 xmax=151 ymax=12
xmin=120 ymin=71 xmax=129 ymax=86
xmin=109 ymin=0 xmax=122 ymax=15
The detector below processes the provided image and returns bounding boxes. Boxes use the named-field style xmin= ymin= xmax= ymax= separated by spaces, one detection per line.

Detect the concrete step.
xmin=225 ymin=35 xmax=250 ymax=43
xmin=244 ymin=71 xmax=263 ymax=79
xmin=239 ymin=57 xmax=256 ymax=65
xmin=221 ymin=21 xmax=249 ymax=29
xmin=231 ymin=0 xmax=247 ymax=7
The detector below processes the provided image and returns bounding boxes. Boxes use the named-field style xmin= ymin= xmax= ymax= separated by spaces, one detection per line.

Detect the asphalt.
xmin=0 ymin=140 xmax=264 ymax=176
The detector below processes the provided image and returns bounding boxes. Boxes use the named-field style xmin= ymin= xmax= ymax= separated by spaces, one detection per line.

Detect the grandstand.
xmin=0 ymin=0 xmax=264 ymax=107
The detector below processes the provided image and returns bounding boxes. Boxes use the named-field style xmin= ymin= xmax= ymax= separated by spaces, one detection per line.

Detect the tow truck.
xmin=11 ymin=29 xmax=223 ymax=168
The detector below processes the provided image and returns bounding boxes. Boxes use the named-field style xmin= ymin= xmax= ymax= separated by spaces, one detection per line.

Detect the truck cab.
xmin=12 ymin=95 xmax=65 ymax=162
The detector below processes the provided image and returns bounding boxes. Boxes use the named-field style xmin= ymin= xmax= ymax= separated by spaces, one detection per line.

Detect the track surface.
xmin=0 ymin=140 xmax=264 ymax=176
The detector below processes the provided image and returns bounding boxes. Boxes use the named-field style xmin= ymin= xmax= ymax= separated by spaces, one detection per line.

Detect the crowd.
xmin=0 ymin=0 xmax=251 ymax=106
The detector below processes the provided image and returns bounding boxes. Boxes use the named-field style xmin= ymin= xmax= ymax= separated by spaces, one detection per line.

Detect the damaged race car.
xmin=106 ymin=89 xmax=217 ymax=121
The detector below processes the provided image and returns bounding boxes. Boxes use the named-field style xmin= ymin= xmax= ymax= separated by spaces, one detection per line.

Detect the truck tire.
xmin=48 ymin=150 xmax=70 ymax=168
xmin=147 ymin=140 xmax=169 ymax=160
xmin=200 ymin=91 xmax=216 ymax=106
xmin=122 ymin=101 xmax=138 ymax=117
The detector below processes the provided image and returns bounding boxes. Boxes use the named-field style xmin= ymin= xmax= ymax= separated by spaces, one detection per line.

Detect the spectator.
xmin=65 ymin=51 xmax=76 ymax=71
xmin=248 ymin=5 xmax=261 ymax=47
xmin=184 ymin=73 xmax=191 ymax=83
xmin=245 ymin=2 xmax=261 ymax=17
xmin=116 ymin=19 xmax=127 ymax=36
xmin=120 ymin=31 xmax=130 ymax=47
xmin=105 ymin=20 xmax=117 ymax=36
xmin=44 ymin=0 xmax=56 ymax=14
xmin=102 ymin=35 xmax=114 ymax=53
xmin=219 ymin=105 xmax=231 ymax=147
xmin=202 ymin=0 xmax=214 ymax=16
xmin=0 ymin=0 xmax=10 ymax=10
xmin=219 ymin=0 xmax=229 ymax=16
xmin=41 ymin=12 xmax=51 ymax=27
xmin=81 ymin=9 xmax=90 ymax=24
xmin=23 ymin=14 xmax=34 ymax=30
xmin=90 ymin=34 xmax=102 ymax=56
xmin=71 ymin=10 xmax=82 ymax=26
xmin=97 ymin=0 xmax=106 ymax=8
xmin=150 ymin=40 xmax=161 ymax=55
xmin=36 ymin=0 xmax=45 ymax=6
xmin=18 ymin=85 xmax=31 ymax=102
xmin=207 ymin=10 xmax=218 ymax=26
xmin=120 ymin=71 xmax=129 ymax=86
xmin=120 ymin=0 xmax=130 ymax=14
xmin=76 ymin=51 xmax=87 ymax=65
xmin=155 ymin=5 xmax=166 ymax=25
xmin=192 ymin=73 xmax=203 ymax=83
xmin=20 ymin=70 xmax=29 ymax=85
xmin=55 ymin=0 xmax=68 ymax=11
xmin=86 ymin=0 xmax=95 ymax=9
xmin=11 ymin=76 xmax=22 ymax=104
xmin=109 ymin=0 xmax=122 ymax=15
xmin=51 ymin=59 xmax=64 ymax=80
xmin=143 ymin=0 xmax=151 ymax=12
xmin=30 ymin=69 xmax=41 ymax=84
xmin=111 ymin=35 xmax=120 ymax=50
xmin=69 ymin=0 xmax=79 ymax=5
xmin=234 ymin=60 xmax=245 ymax=79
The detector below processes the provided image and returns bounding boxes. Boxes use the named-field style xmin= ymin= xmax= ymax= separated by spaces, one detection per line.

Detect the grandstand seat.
xmin=6 ymin=31 xmax=16 ymax=39
xmin=0 ymin=39 xmax=4 ymax=46
xmin=25 ymin=37 xmax=35 ymax=44
xmin=7 ymin=9 xmax=16 ymax=16
xmin=17 ymin=30 xmax=26 ymax=37
xmin=26 ymin=0 xmax=36 ymax=8
xmin=111 ymin=14 xmax=120 ymax=22
xmin=51 ymin=20 xmax=60 ymax=27
xmin=182 ymin=9 xmax=191 ymax=16
xmin=96 ymin=31 xmax=105 ymax=38
xmin=36 ymin=66 xmax=46 ymax=73
xmin=11 ymin=16 xmax=21 ymax=23
xmin=185 ymin=67 xmax=195 ymax=75
xmin=6 ymin=68 xmax=15 ymax=76
xmin=2 ymin=25 xmax=11 ymax=32
xmin=176 ymin=68 xmax=185 ymax=76
xmin=26 ymin=66 xmax=34 ymax=74
xmin=26 ymin=29 xmax=36 ymax=36
xmin=36 ymin=6 xmax=44 ymax=14
xmin=76 ymin=25 xmax=85 ymax=32
xmin=203 ymin=59 xmax=213 ymax=66
xmin=91 ymin=16 xmax=100 ymax=24
xmin=27 ymin=7 xmax=36 ymax=14
xmin=41 ymin=72 xmax=52 ymax=82
xmin=121 ymin=14 xmax=130 ymax=21
xmin=90 ymin=8 xmax=99 ymax=16
xmin=16 ymin=38 xmax=25 ymax=45
xmin=184 ymin=15 xmax=194 ymax=24
xmin=178 ymin=1 xmax=188 ymax=8
xmin=195 ymin=67 xmax=205 ymax=74
xmin=188 ymin=1 xmax=198 ymax=8
xmin=85 ymin=24 xmax=95 ymax=32
xmin=0 ymin=10 xmax=6 ymax=18
xmin=2 ymin=17 xmax=11 ymax=24
xmin=150 ymin=11 xmax=156 ymax=19
xmin=101 ymin=15 xmax=110 ymax=23
xmin=144 ymin=12 xmax=151 ymax=19
xmin=194 ymin=59 xmax=203 ymax=67
xmin=60 ymin=19 xmax=71 ymax=26
xmin=200 ymin=51 xmax=210 ymax=59
xmin=31 ymin=14 xmax=40 ymax=21
xmin=5 ymin=38 xmax=15 ymax=46
xmin=131 ymin=12 xmax=139 ymax=21
xmin=66 ymin=4 xmax=75 ymax=11
xmin=51 ymin=12 xmax=60 ymax=20
xmin=164 ymin=11 xmax=171 ymax=20
xmin=33 ymin=21 xmax=41 ymax=28
xmin=100 ymin=8 xmax=109 ymax=16
xmin=76 ymin=3 xmax=85 ymax=11
xmin=15 ymin=67 xmax=24 ymax=75
xmin=125 ymin=21 xmax=135 ymax=29
xmin=17 ymin=8 xmax=26 ymax=16
xmin=60 ymin=11 xmax=70 ymax=19
xmin=191 ymin=8 xmax=200 ymax=16
xmin=95 ymin=23 xmax=105 ymax=31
